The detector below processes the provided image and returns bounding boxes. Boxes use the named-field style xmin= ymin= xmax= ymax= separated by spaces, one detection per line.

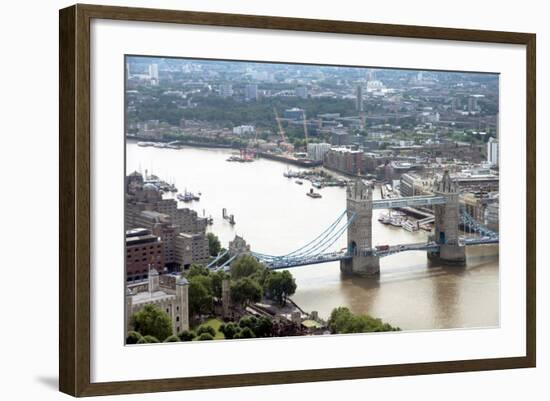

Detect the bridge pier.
xmin=340 ymin=255 xmax=380 ymax=276
xmin=428 ymin=244 xmax=465 ymax=265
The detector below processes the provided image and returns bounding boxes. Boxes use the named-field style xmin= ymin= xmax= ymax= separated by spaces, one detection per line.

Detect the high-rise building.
xmin=296 ymin=86 xmax=308 ymax=99
xmin=174 ymin=232 xmax=210 ymax=269
xmin=220 ymin=84 xmax=233 ymax=98
xmin=355 ymin=85 xmax=364 ymax=112
xmin=487 ymin=137 xmax=499 ymax=166
xmin=125 ymin=228 xmax=164 ymax=281
xmin=323 ymin=147 xmax=365 ymax=175
xmin=148 ymin=63 xmax=159 ymax=85
xmin=468 ymin=96 xmax=479 ymax=112
xmin=307 ymin=142 xmax=331 ymax=161
xmin=245 ymin=84 xmax=258 ymax=101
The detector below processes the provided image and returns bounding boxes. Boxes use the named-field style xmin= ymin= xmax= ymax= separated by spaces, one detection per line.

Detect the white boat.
xmin=389 ymin=217 xmax=403 ymax=227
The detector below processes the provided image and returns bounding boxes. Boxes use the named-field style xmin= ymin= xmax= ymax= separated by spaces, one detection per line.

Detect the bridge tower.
xmin=429 ymin=170 xmax=466 ymax=265
xmin=340 ymin=179 xmax=380 ymax=276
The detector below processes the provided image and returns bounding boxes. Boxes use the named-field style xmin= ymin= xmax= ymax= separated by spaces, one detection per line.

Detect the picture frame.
xmin=59 ymin=3 xmax=536 ymax=397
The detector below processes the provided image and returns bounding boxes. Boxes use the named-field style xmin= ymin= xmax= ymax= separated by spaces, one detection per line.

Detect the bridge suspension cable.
xmin=251 ymin=210 xmax=348 ymax=260
xmin=251 ymin=211 xmax=355 ymax=264
xmin=459 ymin=207 xmax=498 ymax=238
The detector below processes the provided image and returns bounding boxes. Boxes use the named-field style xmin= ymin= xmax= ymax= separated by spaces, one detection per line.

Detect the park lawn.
xmin=193 ymin=318 xmax=225 ymax=340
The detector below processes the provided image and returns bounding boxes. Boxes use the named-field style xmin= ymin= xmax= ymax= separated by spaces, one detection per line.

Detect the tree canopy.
xmin=230 ymin=277 xmax=262 ymax=307
xmin=186 ymin=264 xmax=211 ymax=278
xmin=178 ymin=330 xmax=196 ymax=341
xmin=131 ymin=304 xmax=173 ymax=341
xmin=264 ymin=270 xmax=297 ymax=306
xmin=188 ymin=275 xmax=214 ymax=317
xmin=207 ymin=233 xmax=221 ymax=257
xmin=328 ymin=307 xmax=400 ymax=334
xmin=164 ymin=335 xmax=180 ymax=342
xmin=210 ymin=269 xmax=229 ymax=299
xmin=230 ymin=254 xmax=264 ymax=280
xmin=126 ymin=331 xmax=143 ymax=345
xmin=197 ymin=333 xmax=214 ymax=341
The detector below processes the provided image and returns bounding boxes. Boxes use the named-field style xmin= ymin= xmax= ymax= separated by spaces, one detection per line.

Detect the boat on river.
xmin=306 ymin=188 xmax=322 ymax=198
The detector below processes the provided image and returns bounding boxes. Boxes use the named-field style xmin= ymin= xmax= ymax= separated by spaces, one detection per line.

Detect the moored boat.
xmin=306 ymin=188 xmax=322 ymax=198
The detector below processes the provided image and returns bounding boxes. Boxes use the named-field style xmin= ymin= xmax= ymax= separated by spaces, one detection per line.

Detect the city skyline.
xmin=124 ymin=56 xmax=499 ymax=345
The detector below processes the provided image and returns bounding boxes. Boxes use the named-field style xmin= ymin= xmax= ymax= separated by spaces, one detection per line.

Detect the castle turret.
xmin=221 ymin=278 xmax=232 ymax=320
xmin=148 ymin=267 xmax=160 ymax=292
xmin=175 ymin=277 xmax=189 ymax=333
xmin=125 ymin=288 xmax=133 ymax=333
xmin=340 ymin=179 xmax=380 ymax=275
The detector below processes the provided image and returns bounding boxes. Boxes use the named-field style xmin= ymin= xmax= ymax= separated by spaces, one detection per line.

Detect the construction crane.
xmin=273 ymin=107 xmax=287 ymax=144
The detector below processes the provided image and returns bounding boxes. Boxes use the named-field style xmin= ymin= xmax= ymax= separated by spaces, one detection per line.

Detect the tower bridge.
xmin=212 ymin=171 xmax=498 ymax=275
xmin=372 ymin=195 xmax=447 ymax=209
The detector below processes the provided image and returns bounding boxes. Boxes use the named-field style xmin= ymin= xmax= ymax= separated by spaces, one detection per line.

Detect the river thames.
xmin=127 ymin=141 xmax=499 ymax=331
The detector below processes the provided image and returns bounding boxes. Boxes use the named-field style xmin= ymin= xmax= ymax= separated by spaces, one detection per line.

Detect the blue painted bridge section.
xmin=206 ymin=203 xmax=499 ymax=271
xmin=244 ymin=207 xmax=499 ymax=270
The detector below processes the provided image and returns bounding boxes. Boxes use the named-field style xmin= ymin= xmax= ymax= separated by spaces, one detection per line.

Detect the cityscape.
xmin=124 ymin=56 xmax=499 ymax=344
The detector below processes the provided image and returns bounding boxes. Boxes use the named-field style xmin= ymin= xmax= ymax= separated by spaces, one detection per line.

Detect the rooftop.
xmin=132 ymin=290 xmax=175 ymax=304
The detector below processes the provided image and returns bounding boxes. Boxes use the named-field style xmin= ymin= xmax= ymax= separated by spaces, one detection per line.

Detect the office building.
xmin=245 ymin=84 xmax=258 ymax=101
xmin=126 ymin=228 xmax=164 ymax=281
xmin=307 ymin=142 xmax=331 ymax=162
xmin=487 ymin=137 xmax=499 ymax=166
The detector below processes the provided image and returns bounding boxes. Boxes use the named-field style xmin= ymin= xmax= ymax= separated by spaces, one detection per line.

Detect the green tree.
xmin=178 ymin=330 xmax=196 ymax=341
xmin=188 ymin=275 xmax=214 ymax=317
xmin=163 ymin=335 xmax=180 ymax=342
xmin=210 ymin=270 xmax=229 ymax=299
xmin=234 ymin=326 xmax=255 ymax=339
xmin=186 ymin=264 xmax=210 ymax=278
xmin=230 ymin=277 xmax=262 ymax=307
xmin=207 ymin=233 xmax=221 ymax=257
xmin=264 ymin=270 xmax=296 ymax=306
xmin=131 ymin=304 xmax=173 ymax=341
xmin=237 ymin=316 xmax=273 ymax=338
xmin=328 ymin=307 xmax=400 ymax=334
xmin=219 ymin=322 xmax=240 ymax=340
xmin=238 ymin=316 xmax=258 ymax=331
xmin=254 ymin=317 xmax=273 ymax=338
xmin=142 ymin=335 xmax=160 ymax=343
xmin=197 ymin=333 xmax=214 ymax=341
xmin=196 ymin=325 xmax=216 ymax=337
xmin=230 ymin=254 xmax=264 ymax=280
xmin=126 ymin=331 xmax=143 ymax=345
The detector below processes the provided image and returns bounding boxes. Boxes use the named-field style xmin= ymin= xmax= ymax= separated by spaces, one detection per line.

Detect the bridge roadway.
xmin=260 ymin=238 xmax=498 ymax=269
xmin=372 ymin=195 xmax=447 ymax=209
xmin=261 ymin=241 xmax=442 ymax=269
